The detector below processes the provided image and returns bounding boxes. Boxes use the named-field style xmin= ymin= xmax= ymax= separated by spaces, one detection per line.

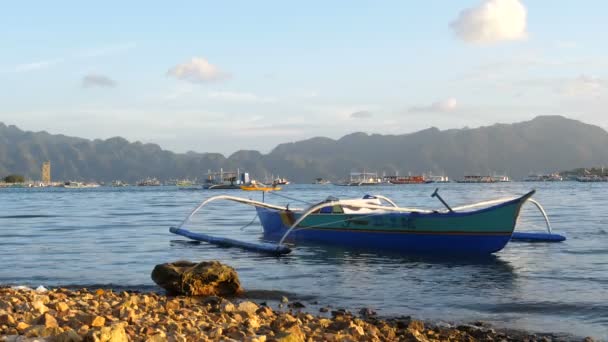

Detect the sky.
xmin=1 ymin=0 xmax=607 ymax=155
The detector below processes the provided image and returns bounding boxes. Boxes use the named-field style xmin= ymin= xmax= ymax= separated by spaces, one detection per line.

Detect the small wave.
xmin=61 ymin=284 xmax=162 ymax=293
xmin=109 ymin=212 xmax=157 ymax=217
xmin=0 ymin=234 xmax=34 ymax=238
xmin=563 ymin=249 xmax=608 ymax=256
xmin=0 ymin=214 xmax=57 ymax=219
xmin=521 ymin=274 xmax=608 ymax=285
xmin=460 ymin=301 xmax=608 ymax=319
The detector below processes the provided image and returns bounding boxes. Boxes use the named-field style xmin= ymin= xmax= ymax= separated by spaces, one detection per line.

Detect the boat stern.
xmin=256 ymin=207 xmax=293 ymax=241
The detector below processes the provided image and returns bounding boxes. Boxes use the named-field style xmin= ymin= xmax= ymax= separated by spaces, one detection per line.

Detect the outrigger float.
xmin=170 ymin=189 xmax=566 ymax=255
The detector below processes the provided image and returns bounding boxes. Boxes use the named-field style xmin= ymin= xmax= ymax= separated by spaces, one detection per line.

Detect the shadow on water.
xmin=168 ymin=237 xmax=517 ymax=291
xmin=295 ymin=245 xmax=517 ymax=286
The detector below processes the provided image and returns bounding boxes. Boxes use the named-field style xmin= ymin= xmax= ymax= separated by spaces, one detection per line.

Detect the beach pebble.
xmin=145 ymin=334 xmax=167 ymax=342
xmin=31 ymin=301 xmax=49 ymax=314
xmin=274 ymin=324 xmax=304 ymax=342
xmin=347 ymin=322 xmax=365 ymax=336
xmin=245 ymin=316 xmax=261 ymax=329
xmin=15 ymin=322 xmax=30 ymax=332
xmin=408 ymin=319 xmax=425 ymax=332
xmin=33 ymin=313 xmax=58 ymax=328
xmin=237 ymin=301 xmax=259 ymax=315
xmin=208 ymin=326 xmax=223 ymax=338
xmin=256 ymin=306 xmax=274 ymax=318
xmin=0 ymin=313 xmax=15 ymax=325
xmin=84 ymin=322 xmax=128 ymax=342
xmin=220 ymin=301 xmax=235 ymax=312
xmin=54 ymin=302 xmax=70 ymax=312
xmin=245 ymin=336 xmax=267 ymax=342
xmin=0 ymin=300 xmax=13 ymax=312
xmin=54 ymin=329 xmax=83 ymax=342
xmin=24 ymin=324 xmax=63 ymax=338
xmin=0 ymin=280 xmax=582 ymax=342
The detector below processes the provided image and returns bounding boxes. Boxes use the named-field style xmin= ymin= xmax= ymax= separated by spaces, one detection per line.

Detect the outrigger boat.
xmin=171 ymin=189 xmax=565 ymax=255
xmin=240 ymin=184 xmax=282 ymax=191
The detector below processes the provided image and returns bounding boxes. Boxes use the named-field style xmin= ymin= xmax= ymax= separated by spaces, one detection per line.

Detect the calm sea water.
xmin=0 ymin=183 xmax=606 ymax=339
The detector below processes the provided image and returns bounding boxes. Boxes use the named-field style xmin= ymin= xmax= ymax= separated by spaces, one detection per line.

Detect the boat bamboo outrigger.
xmin=170 ymin=189 xmax=566 ymax=255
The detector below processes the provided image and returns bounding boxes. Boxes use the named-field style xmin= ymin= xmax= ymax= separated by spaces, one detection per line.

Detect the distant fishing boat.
xmin=425 ymin=174 xmax=450 ymax=183
xmin=137 ymin=178 xmax=161 ymax=186
xmin=203 ymin=169 xmax=251 ymax=189
xmin=336 ymin=171 xmax=386 ymax=186
xmin=274 ymin=178 xmax=290 ymax=185
xmin=269 ymin=175 xmax=290 ymax=185
xmin=576 ymin=175 xmax=608 ymax=182
xmin=176 ymin=179 xmax=201 ymax=190
xmin=384 ymin=175 xmax=425 ymax=184
xmin=171 ymin=189 xmax=566 ymax=255
xmin=456 ymin=175 xmax=496 ymax=183
xmin=574 ymin=168 xmax=608 ymax=182
xmin=240 ymin=182 xmax=281 ymax=191
xmin=492 ymin=175 xmax=511 ymax=182
xmin=63 ymin=181 xmax=100 ymax=188
xmin=313 ymin=178 xmax=331 ymax=185
xmin=523 ymin=173 xmax=563 ymax=182
xmin=111 ymin=180 xmax=129 ymax=187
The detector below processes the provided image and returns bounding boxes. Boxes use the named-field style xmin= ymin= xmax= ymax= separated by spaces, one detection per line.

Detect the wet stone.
xmin=54 ymin=329 xmax=84 ymax=342
xmin=0 ymin=313 xmax=15 ymax=325
xmin=288 ymin=302 xmax=305 ymax=309
xmin=33 ymin=313 xmax=58 ymax=328
xmin=358 ymin=307 xmax=376 ymax=317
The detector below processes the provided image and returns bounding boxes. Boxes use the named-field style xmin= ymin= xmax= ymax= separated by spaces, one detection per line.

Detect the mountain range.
xmin=1 ymin=115 xmax=607 ymax=182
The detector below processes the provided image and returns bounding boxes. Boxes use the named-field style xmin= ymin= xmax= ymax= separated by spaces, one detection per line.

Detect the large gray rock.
xmin=151 ymin=260 xmax=242 ymax=296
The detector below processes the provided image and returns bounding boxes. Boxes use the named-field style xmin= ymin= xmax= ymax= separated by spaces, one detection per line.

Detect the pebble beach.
xmin=0 ymin=286 xmax=594 ymax=342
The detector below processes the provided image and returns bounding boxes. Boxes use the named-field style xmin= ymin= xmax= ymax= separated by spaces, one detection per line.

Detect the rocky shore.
xmin=0 ymin=286 xmax=595 ymax=342
xmin=0 ymin=261 xmax=597 ymax=341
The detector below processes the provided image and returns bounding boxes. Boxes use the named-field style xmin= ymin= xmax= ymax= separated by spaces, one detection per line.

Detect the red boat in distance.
xmin=383 ymin=175 xmax=426 ymax=184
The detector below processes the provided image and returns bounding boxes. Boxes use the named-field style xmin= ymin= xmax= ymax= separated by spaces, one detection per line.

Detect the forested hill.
xmin=1 ymin=115 xmax=607 ymax=182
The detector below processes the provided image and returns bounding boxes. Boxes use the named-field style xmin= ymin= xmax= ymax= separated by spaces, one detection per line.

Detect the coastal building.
xmin=41 ymin=161 xmax=51 ymax=184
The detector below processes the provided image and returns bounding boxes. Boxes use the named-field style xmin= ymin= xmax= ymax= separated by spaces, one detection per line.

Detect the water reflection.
xmin=1 ymin=184 xmax=607 ymax=339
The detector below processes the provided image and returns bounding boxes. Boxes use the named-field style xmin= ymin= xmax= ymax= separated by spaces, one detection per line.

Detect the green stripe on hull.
xmin=294 ymin=199 xmax=523 ymax=235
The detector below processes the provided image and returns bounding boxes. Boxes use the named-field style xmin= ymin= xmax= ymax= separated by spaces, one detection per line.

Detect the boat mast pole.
xmin=431 ymin=188 xmax=454 ymax=212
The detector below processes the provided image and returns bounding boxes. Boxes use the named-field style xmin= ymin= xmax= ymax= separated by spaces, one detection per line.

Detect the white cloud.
xmin=294 ymin=90 xmax=319 ymax=99
xmin=517 ymin=75 xmax=607 ymax=98
xmin=82 ymin=74 xmax=117 ymax=88
xmin=350 ymin=110 xmax=373 ymax=119
xmin=561 ymin=75 xmax=606 ymax=98
xmin=14 ymin=59 xmax=62 ymax=72
xmin=164 ymin=84 xmax=196 ymax=101
xmin=207 ymin=91 xmax=276 ymax=103
xmin=78 ymin=43 xmax=137 ymax=58
xmin=167 ymin=57 xmax=229 ymax=83
xmin=409 ymin=98 xmax=458 ymax=113
xmin=554 ymin=40 xmax=578 ymax=49
xmin=451 ymin=0 xmax=527 ymax=44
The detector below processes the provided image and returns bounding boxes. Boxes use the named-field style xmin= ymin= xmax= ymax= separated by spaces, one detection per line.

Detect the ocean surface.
xmin=0 ymin=183 xmax=606 ymax=339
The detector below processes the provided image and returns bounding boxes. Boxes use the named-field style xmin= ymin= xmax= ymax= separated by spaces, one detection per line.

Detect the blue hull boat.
xmin=171 ymin=190 xmax=565 ymax=255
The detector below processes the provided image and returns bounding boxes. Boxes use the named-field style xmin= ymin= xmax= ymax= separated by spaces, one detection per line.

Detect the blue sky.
xmin=1 ymin=1 xmax=607 ymax=154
